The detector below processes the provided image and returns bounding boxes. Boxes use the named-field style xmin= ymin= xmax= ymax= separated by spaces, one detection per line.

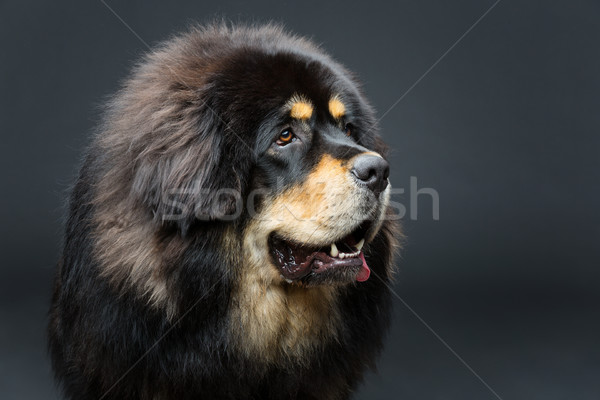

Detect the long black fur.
xmin=48 ymin=23 xmax=398 ymax=400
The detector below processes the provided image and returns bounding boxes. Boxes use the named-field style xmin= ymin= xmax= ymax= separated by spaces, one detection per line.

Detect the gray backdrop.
xmin=1 ymin=0 xmax=599 ymax=399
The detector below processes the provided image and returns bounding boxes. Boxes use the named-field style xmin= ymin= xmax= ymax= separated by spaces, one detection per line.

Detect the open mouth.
xmin=268 ymin=222 xmax=372 ymax=284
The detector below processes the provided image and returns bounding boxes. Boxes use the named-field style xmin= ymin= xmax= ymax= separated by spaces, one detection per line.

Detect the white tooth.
xmin=356 ymin=239 xmax=365 ymax=251
xmin=285 ymin=279 xmax=293 ymax=284
xmin=330 ymin=243 xmax=339 ymax=257
xmin=339 ymin=253 xmax=345 ymax=259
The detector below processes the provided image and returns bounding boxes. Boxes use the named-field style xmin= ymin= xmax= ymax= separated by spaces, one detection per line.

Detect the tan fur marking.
xmin=328 ymin=96 xmax=345 ymax=119
xmin=250 ymin=154 xmax=373 ymax=246
xmin=287 ymin=94 xmax=313 ymax=120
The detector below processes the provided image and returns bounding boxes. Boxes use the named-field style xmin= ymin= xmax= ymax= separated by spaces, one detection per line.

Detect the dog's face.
xmin=250 ymin=98 xmax=390 ymax=286
xmin=93 ymin=34 xmax=394 ymax=304
xmin=208 ymin=52 xmax=392 ymax=287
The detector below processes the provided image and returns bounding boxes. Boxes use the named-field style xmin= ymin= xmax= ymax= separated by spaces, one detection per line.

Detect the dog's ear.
xmin=131 ymin=112 xmax=251 ymax=235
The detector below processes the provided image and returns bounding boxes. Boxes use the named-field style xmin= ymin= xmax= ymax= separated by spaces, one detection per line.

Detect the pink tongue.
xmin=356 ymin=252 xmax=371 ymax=282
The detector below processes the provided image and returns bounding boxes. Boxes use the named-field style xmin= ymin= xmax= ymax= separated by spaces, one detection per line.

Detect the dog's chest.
xmin=230 ymin=277 xmax=341 ymax=363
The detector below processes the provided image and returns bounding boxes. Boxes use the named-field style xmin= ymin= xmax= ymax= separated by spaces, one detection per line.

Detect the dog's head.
xmin=241 ymin=87 xmax=391 ymax=287
xmin=204 ymin=36 xmax=392 ymax=287
xmin=96 ymin=25 xmax=394 ymax=295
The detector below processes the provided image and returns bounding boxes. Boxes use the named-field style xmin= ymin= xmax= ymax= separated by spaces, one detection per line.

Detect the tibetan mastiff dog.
xmin=48 ymin=24 xmax=400 ymax=399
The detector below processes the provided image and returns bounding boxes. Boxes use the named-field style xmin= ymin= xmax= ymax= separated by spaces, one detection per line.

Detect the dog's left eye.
xmin=276 ymin=129 xmax=296 ymax=146
xmin=345 ymin=123 xmax=352 ymax=137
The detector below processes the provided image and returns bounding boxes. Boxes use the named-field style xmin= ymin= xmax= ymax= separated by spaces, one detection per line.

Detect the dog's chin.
xmin=268 ymin=220 xmax=375 ymax=287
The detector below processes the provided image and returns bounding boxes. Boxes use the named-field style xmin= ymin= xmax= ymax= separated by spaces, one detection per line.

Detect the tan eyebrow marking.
xmin=328 ymin=96 xmax=345 ymax=119
xmin=287 ymin=95 xmax=313 ymax=120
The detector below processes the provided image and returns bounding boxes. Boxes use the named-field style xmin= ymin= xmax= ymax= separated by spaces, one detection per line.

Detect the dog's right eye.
xmin=276 ymin=129 xmax=296 ymax=146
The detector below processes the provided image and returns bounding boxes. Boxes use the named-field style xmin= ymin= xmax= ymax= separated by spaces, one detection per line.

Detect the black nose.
xmin=351 ymin=154 xmax=390 ymax=196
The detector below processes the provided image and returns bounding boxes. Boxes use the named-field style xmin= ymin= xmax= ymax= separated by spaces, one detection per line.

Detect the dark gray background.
xmin=1 ymin=0 xmax=599 ymax=399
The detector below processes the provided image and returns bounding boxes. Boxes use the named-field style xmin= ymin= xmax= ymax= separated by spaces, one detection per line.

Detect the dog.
xmin=48 ymin=23 xmax=400 ymax=400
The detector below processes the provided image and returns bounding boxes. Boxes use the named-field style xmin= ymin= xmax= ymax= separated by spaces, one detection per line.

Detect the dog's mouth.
xmin=268 ymin=222 xmax=372 ymax=284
